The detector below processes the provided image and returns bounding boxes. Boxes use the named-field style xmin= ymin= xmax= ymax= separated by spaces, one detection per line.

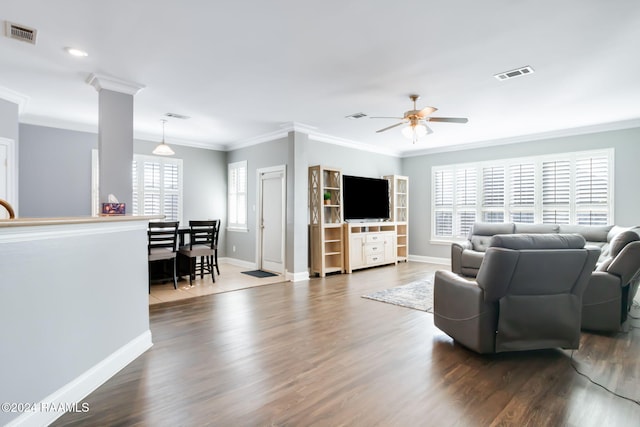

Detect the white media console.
xmin=344 ymin=222 xmax=398 ymax=273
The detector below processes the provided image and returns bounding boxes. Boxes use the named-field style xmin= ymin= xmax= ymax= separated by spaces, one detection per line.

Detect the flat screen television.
xmin=343 ymin=175 xmax=390 ymax=221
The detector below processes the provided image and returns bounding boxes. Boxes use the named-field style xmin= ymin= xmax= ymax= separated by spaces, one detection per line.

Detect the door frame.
xmin=0 ymin=137 xmax=17 ymax=216
xmin=255 ymin=165 xmax=286 ymax=274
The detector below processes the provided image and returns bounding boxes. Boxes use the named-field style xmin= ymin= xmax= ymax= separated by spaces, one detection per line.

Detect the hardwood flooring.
xmin=54 ymin=262 xmax=640 ymax=426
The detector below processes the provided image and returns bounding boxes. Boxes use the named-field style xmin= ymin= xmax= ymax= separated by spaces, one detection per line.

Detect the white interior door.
xmin=259 ymin=167 xmax=285 ymax=274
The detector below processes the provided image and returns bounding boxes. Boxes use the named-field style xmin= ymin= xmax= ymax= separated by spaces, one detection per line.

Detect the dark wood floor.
xmin=54 ymin=262 xmax=640 ymax=426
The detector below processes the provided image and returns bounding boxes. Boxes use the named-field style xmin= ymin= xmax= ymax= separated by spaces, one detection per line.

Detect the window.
xmin=132 ymin=155 xmax=183 ymax=222
xmin=431 ymin=149 xmax=613 ymax=241
xmin=228 ymin=160 xmax=247 ymax=230
xmin=91 ymin=151 xmax=183 ymax=223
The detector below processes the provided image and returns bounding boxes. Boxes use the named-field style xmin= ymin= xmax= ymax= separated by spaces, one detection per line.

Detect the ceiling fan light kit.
xmin=373 ymin=94 xmax=468 ymax=143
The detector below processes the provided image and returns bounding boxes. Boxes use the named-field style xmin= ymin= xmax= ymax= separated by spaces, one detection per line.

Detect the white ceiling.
xmin=2 ymin=1 xmax=640 ymax=157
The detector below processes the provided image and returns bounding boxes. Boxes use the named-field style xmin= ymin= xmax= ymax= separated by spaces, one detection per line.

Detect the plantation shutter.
xmin=434 ymin=169 xmax=453 ymax=236
xmin=130 ymin=155 xmax=183 ymax=223
xmin=455 ymin=168 xmax=477 ymax=237
xmin=143 ymin=161 xmax=161 ymax=216
xmin=542 ymin=160 xmax=571 ymax=224
xmin=228 ymin=161 xmax=247 ymax=228
xmin=482 ymin=166 xmax=504 ymax=223
xmin=163 ymin=163 xmax=179 ymax=222
xmin=509 ymin=163 xmax=535 ymax=223
xmin=575 ymin=155 xmax=609 ymax=225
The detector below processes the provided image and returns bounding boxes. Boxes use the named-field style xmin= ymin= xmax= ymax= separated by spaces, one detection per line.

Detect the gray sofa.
xmin=451 ymin=222 xmax=640 ymax=332
xmin=435 ymin=234 xmax=600 ymax=353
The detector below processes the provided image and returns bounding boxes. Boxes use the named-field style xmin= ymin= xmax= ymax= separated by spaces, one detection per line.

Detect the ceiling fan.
xmin=371 ymin=94 xmax=468 ymax=143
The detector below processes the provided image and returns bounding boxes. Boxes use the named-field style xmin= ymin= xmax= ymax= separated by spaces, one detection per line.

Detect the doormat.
xmin=242 ymin=270 xmax=278 ymax=278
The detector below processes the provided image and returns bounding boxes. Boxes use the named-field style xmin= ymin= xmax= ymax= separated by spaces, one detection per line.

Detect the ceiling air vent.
xmin=345 ymin=112 xmax=367 ymax=119
xmin=494 ymin=66 xmax=534 ymax=81
xmin=164 ymin=112 xmax=190 ymax=120
xmin=4 ymin=21 xmax=37 ymax=44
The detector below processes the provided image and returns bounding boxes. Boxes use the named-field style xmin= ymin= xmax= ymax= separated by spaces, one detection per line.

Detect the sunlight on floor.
xmin=148 ymin=262 xmax=286 ymax=305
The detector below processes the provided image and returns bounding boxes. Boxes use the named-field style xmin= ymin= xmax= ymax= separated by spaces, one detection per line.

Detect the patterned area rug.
xmin=362 ymin=273 xmax=435 ymax=313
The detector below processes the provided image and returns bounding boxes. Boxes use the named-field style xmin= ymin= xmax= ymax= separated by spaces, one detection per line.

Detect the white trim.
xmin=0 ymin=86 xmax=30 ymax=114
xmin=0 ymin=221 xmax=146 ymax=244
xmin=287 ymin=270 xmax=309 ymax=282
xmin=408 ymin=254 xmax=451 ymax=266
xmin=87 ymin=73 xmax=145 ymax=95
xmin=430 ymin=148 xmax=615 ymax=242
xmin=403 ymin=118 xmax=640 ymax=158
xmin=222 ymin=257 xmax=257 ymax=270
xmin=0 ymin=137 xmax=17 ymax=216
xmin=256 ymin=165 xmax=286 ymax=274
xmin=6 ymin=331 xmax=152 ymax=427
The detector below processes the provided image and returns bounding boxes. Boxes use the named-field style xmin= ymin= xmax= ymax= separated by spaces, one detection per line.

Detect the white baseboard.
xmin=408 ymin=254 xmax=451 ymax=266
xmin=287 ymin=270 xmax=310 ymax=282
xmin=7 ymin=331 xmax=153 ymax=427
xmin=220 ymin=257 xmax=256 ymax=270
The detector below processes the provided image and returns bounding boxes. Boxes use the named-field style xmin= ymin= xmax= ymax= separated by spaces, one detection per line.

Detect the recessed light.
xmin=65 ymin=47 xmax=88 ymax=57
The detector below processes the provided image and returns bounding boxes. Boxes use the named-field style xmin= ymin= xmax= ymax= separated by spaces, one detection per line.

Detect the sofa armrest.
xmin=433 ymin=270 xmax=498 ymax=353
xmin=451 ymin=241 xmax=472 ymax=274
xmin=607 ymin=241 xmax=640 ymax=285
xmin=583 ymin=271 xmax=623 ymax=305
xmin=434 ymin=271 xmax=490 ymax=319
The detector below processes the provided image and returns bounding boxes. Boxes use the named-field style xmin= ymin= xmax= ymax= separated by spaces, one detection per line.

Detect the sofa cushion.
xmin=514 ymin=223 xmax=559 ymax=234
xmin=559 ymin=224 xmax=612 ymax=243
xmin=489 ymin=233 xmax=586 ymax=250
xmin=470 ymin=222 xmax=515 ymax=251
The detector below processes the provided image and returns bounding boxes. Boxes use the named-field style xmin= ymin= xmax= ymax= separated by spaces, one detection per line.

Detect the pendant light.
xmin=153 ymin=119 xmax=175 ymax=156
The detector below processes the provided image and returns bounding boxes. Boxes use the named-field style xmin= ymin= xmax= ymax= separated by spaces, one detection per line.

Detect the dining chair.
xmin=179 ymin=220 xmax=217 ymax=285
xmin=147 ymin=221 xmax=179 ymax=292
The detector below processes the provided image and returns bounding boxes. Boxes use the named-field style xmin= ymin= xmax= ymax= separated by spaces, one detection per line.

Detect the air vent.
xmin=164 ymin=112 xmax=190 ymax=120
xmin=494 ymin=66 xmax=535 ymax=81
xmin=5 ymin=21 xmax=37 ymax=44
xmin=345 ymin=112 xmax=367 ymax=119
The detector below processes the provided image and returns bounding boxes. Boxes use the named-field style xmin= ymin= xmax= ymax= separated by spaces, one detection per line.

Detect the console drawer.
xmin=365 ymin=233 xmax=384 ymax=243
xmin=366 ymin=254 xmax=384 ymax=264
xmin=364 ymin=243 xmax=384 ymax=255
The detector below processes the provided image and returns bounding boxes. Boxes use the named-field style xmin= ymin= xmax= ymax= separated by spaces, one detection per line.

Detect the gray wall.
xmin=0 ymin=99 xmax=19 ymax=142
xmin=19 ymin=124 xmax=96 ymax=217
xmin=308 ymin=139 xmax=402 ymax=178
xmin=225 ymin=136 xmax=403 ymax=273
xmin=226 ymin=136 xmax=289 ymax=264
xmin=18 ymin=124 xmax=228 ymax=255
xmin=403 ymin=127 xmax=640 ymax=260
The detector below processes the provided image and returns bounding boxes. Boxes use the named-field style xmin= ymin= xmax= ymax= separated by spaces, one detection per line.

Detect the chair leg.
xmin=189 ymin=257 xmax=195 ymax=286
xmin=209 ymin=255 xmax=215 ymax=283
xmin=172 ymin=258 xmax=178 ymax=289
xmin=199 ymin=256 xmax=205 ymax=279
xmin=214 ymin=250 xmax=220 ymax=275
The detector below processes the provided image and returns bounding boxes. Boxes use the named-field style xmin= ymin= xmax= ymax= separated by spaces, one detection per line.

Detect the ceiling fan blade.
xmin=376 ymin=122 xmax=405 ymax=133
xmin=427 ymin=117 xmax=468 ymax=123
xmin=425 ymin=124 xmax=434 ymax=134
xmin=370 ymin=116 xmax=405 ymax=120
xmin=416 ymin=106 xmax=437 ymax=118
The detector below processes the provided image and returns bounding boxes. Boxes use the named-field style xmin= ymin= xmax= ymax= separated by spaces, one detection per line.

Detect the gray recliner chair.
xmin=434 ymin=234 xmax=600 ymax=354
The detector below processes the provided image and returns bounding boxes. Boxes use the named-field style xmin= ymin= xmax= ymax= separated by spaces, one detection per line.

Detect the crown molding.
xmin=0 ymin=86 xmax=30 ymax=113
xmin=401 ymin=118 xmax=640 ymax=158
xmin=133 ymin=131 xmax=226 ymax=151
xmin=86 ymin=73 xmax=145 ymax=95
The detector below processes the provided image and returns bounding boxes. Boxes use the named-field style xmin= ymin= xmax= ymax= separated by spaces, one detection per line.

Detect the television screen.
xmin=342 ymin=175 xmax=390 ymax=221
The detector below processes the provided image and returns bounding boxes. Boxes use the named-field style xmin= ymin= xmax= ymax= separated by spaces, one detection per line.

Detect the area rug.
xmin=362 ymin=273 xmax=435 ymax=313
xmin=242 ymin=270 xmax=278 ymax=278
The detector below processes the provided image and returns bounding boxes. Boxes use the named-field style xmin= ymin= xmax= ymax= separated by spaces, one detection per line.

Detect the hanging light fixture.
xmin=153 ymin=119 xmax=175 ymax=156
